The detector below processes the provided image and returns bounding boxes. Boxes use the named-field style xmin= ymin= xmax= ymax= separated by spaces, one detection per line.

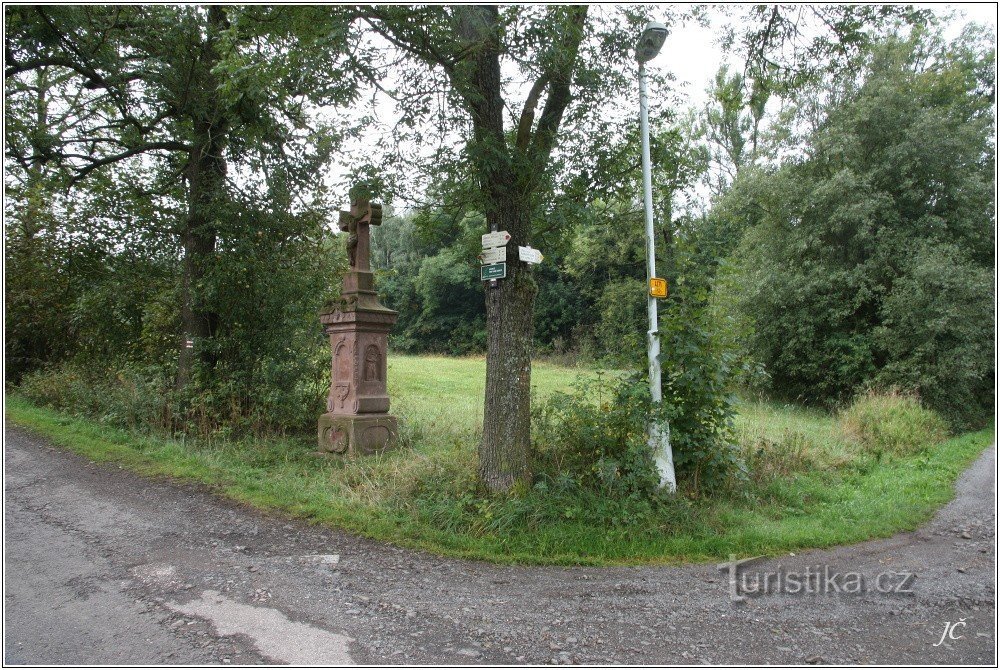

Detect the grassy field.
xmin=388 ymin=355 xmax=589 ymax=442
xmin=6 ymin=354 xmax=993 ymax=565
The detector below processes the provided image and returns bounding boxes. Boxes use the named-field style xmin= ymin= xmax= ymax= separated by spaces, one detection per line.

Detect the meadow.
xmin=6 ymin=355 xmax=992 ymax=565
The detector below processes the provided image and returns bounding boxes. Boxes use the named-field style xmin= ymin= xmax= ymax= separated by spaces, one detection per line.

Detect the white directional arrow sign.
xmin=482 ymin=230 xmax=511 ymax=248
xmin=479 ymin=246 xmax=506 ymax=264
xmin=518 ymin=246 xmax=543 ymax=264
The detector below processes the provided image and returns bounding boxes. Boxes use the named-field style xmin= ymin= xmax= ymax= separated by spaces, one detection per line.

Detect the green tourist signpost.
xmin=481 ymin=263 xmax=507 ymax=281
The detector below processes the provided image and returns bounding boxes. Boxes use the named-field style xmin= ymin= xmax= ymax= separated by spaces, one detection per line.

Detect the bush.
xmin=838 ymin=390 xmax=949 ymax=457
xmin=18 ymin=363 xmax=172 ymax=432
xmin=532 ymin=374 xmax=662 ymax=500
xmin=18 ymin=334 xmax=331 ymax=439
xmin=719 ymin=33 xmax=995 ymax=421
xmin=657 ymin=244 xmax=748 ymax=492
xmin=594 ymin=278 xmax=646 ymax=367
xmin=18 ymin=365 xmax=100 ymax=415
xmin=876 ymin=243 xmax=994 ymax=430
xmin=735 ymin=428 xmax=817 ymax=486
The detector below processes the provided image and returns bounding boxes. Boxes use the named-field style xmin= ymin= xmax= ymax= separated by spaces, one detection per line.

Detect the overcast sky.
xmin=660 ymin=3 xmax=997 ymax=108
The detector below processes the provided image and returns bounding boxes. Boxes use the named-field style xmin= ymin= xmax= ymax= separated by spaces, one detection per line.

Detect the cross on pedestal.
xmin=338 ymin=197 xmax=383 ymax=272
xmin=319 ymin=189 xmax=397 ymax=457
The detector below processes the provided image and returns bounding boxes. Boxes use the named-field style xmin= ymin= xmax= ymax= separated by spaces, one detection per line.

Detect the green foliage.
xmin=736 ymin=429 xmax=817 ymax=488
xmin=410 ymin=249 xmax=485 ymax=354
xmin=532 ymin=374 xmax=662 ymax=500
xmin=703 ymin=64 xmax=773 ymax=193
xmin=18 ymin=363 xmax=172 ymax=433
xmin=4 ymin=6 xmax=358 ymax=435
xmin=178 ymin=199 xmax=345 ymax=433
xmin=372 ymin=211 xmax=487 ymax=355
xmin=875 ymin=243 xmax=995 ymax=428
xmin=657 ymin=244 xmax=748 ymax=490
xmin=4 ymin=196 xmax=76 ymax=382
xmin=593 ymin=279 xmax=646 ymax=366
xmin=528 ymin=256 xmax=590 ymax=358
xmin=8 ymin=192 xmax=346 ymax=436
xmin=558 ymin=201 xmax=650 ymax=362
xmin=839 ymin=390 xmax=950 ymax=458
xmin=720 ymin=29 xmax=995 ymax=427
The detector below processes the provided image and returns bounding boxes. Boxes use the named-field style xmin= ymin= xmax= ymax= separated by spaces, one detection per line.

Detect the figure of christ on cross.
xmin=338 ymin=195 xmax=383 ymax=272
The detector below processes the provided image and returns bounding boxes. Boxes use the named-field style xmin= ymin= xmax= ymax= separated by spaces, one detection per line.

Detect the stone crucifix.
xmin=337 ymin=193 xmax=383 ymax=272
xmin=318 ymin=187 xmax=397 ymax=457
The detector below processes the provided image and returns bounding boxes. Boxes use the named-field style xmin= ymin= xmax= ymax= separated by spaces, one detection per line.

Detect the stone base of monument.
xmin=317 ymin=412 xmax=398 ymax=456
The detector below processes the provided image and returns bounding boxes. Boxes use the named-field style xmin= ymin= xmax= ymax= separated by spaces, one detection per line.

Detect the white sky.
xmin=659 ymin=3 xmax=997 ymax=108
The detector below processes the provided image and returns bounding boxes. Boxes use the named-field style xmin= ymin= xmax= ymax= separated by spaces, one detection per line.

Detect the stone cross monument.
xmin=317 ymin=189 xmax=398 ymax=455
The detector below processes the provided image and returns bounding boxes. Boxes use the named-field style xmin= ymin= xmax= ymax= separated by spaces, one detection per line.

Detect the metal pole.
xmin=639 ymin=62 xmax=677 ymax=492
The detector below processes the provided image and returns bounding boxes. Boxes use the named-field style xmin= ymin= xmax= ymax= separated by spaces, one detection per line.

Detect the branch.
xmin=68 ymin=140 xmax=191 ymax=185
xmin=528 ymin=6 xmax=588 ymax=167
xmin=360 ymin=8 xmax=458 ymax=74
xmin=515 ymin=74 xmax=549 ymax=150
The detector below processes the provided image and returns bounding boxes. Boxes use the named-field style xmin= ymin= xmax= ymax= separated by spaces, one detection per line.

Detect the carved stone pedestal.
xmin=317 ymin=266 xmax=399 ymax=455
xmin=318 ymin=412 xmax=398 ymax=455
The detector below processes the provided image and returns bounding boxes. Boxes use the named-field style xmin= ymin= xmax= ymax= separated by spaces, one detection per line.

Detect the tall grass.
xmin=7 ymin=356 xmax=991 ymax=565
xmin=839 ymin=389 xmax=950 ymax=457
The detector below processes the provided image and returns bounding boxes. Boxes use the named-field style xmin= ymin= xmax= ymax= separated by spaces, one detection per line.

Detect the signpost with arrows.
xmin=480 ymin=246 xmax=506 ymax=265
xmin=480 ymin=231 xmax=511 ymax=285
xmin=518 ymin=246 xmax=543 ymax=264
xmin=482 ymin=231 xmax=511 ymax=248
xmin=480 ymin=232 xmax=542 ymax=285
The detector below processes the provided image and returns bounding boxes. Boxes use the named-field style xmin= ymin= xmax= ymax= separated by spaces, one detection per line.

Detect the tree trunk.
xmin=175 ymin=6 xmax=229 ymax=392
xmin=445 ymin=4 xmax=585 ymax=492
xmin=450 ymin=6 xmax=539 ymax=492
xmin=176 ymin=132 xmax=226 ymax=391
xmin=480 ymin=204 xmax=536 ymax=492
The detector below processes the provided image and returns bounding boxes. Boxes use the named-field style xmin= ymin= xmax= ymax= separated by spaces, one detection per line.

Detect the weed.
xmin=839 ymin=389 xmax=950 ymax=457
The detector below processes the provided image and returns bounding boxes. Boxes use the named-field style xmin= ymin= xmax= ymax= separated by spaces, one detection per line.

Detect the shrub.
xmin=18 ymin=363 xmax=172 ymax=432
xmin=876 ymin=243 xmax=994 ymax=430
xmin=735 ymin=428 xmax=817 ymax=485
xmin=594 ymin=278 xmax=646 ymax=367
xmin=19 ymin=335 xmax=331 ymax=439
xmin=18 ymin=364 xmax=100 ymax=415
xmin=719 ymin=33 xmax=995 ymax=421
xmin=838 ymin=390 xmax=949 ymax=457
xmin=532 ymin=374 xmax=662 ymax=500
xmin=657 ymin=246 xmax=747 ymax=492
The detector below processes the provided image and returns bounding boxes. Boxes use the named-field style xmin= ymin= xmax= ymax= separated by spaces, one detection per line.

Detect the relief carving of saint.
xmin=363 ymin=344 xmax=381 ymax=382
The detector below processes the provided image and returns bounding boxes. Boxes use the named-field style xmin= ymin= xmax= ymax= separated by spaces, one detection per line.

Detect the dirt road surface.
xmin=4 ymin=426 xmax=996 ymax=665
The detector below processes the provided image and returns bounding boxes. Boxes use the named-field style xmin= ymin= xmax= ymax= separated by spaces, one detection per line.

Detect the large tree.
xmin=336 ymin=5 xmax=928 ymax=492
xmin=343 ymin=5 xmax=670 ymax=491
xmin=720 ymin=26 xmax=995 ymax=427
xmin=5 ymin=5 xmax=357 ymax=391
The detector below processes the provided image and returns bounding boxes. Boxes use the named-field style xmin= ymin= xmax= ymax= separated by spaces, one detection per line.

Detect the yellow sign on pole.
xmin=649 ymin=277 xmax=668 ymax=298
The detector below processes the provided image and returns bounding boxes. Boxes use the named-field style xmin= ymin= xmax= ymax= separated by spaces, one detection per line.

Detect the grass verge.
xmin=6 ymin=356 xmax=994 ymax=566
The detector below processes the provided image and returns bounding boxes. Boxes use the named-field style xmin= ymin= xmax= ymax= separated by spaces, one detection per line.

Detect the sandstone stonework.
xmin=317 ymin=192 xmax=398 ymax=455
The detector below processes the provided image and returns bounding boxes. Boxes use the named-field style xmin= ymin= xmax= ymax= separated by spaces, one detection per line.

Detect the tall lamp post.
xmin=636 ymin=21 xmax=676 ymax=492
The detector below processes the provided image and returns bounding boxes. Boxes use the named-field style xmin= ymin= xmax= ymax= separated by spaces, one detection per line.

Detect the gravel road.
xmin=4 ymin=426 xmax=996 ymax=665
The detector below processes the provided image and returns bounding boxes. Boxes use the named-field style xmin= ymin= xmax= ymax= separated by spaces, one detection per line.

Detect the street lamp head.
xmin=636 ymin=21 xmax=667 ymax=63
